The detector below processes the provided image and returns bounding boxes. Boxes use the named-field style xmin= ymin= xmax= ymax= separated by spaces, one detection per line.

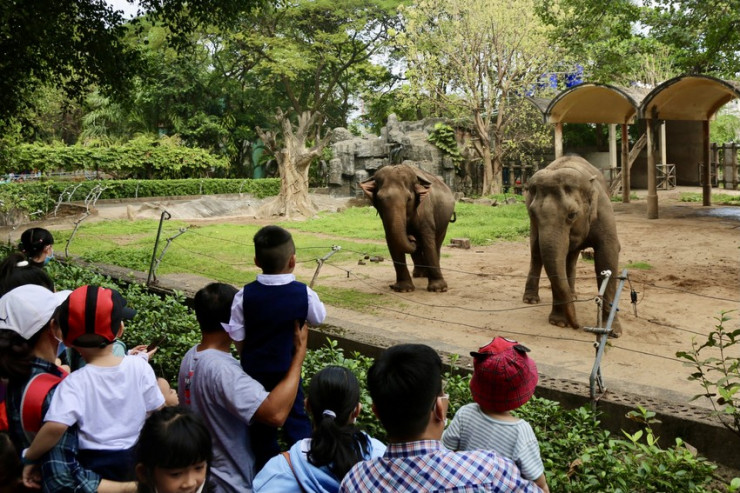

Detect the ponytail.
xmin=306 ymin=366 xmax=370 ymax=480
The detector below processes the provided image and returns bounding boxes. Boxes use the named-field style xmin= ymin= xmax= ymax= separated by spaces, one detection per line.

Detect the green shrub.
xmin=2 ymin=137 xmax=228 ymax=178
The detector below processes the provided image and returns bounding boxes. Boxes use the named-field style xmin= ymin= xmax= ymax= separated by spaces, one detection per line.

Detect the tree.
xmin=0 ymin=0 xmax=137 ymax=124
xmin=220 ymin=0 xmax=403 ymax=216
xmin=643 ymin=0 xmax=740 ymax=78
xmin=399 ymin=0 xmax=561 ymax=195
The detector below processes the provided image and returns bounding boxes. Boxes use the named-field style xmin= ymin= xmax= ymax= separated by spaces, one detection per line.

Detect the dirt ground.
xmin=11 ymin=189 xmax=740 ymax=409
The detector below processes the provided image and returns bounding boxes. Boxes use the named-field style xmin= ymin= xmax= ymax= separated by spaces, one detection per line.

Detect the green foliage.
xmin=680 ymin=193 xmax=740 ymax=205
xmin=3 ymin=137 xmax=229 ymax=179
xmin=676 ymin=312 xmax=740 ymax=438
xmin=428 ymin=123 xmax=464 ymax=167
xmin=0 ymin=178 xmax=280 ymax=219
xmin=710 ymin=112 xmax=740 ymax=144
xmin=625 ymin=261 xmax=653 ymax=270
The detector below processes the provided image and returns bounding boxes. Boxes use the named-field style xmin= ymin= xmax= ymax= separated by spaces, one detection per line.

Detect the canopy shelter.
xmin=640 ymin=75 xmax=740 ymax=218
xmin=543 ymin=83 xmax=650 ymax=204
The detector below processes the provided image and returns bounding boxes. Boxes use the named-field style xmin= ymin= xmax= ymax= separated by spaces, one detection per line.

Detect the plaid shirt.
xmin=6 ymin=357 xmax=101 ymax=493
xmin=339 ymin=440 xmax=542 ymax=493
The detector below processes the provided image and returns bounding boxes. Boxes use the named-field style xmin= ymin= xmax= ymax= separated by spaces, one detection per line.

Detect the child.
xmin=442 ymin=337 xmax=549 ymax=493
xmin=22 ymin=285 xmax=165 ymax=481
xmin=224 ymin=225 xmax=326 ymax=471
xmin=135 ymin=406 xmax=213 ymax=493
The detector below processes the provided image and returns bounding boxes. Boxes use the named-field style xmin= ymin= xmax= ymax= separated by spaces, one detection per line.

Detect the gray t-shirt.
xmin=442 ymin=402 xmax=545 ymax=481
xmin=178 ymin=346 xmax=270 ymax=492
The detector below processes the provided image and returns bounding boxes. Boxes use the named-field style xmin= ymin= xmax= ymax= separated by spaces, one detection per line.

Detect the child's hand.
xmin=129 ymin=344 xmax=157 ymax=360
xmin=293 ymin=319 xmax=308 ymax=356
xmin=22 ymin=464 xmax=42 ymax=489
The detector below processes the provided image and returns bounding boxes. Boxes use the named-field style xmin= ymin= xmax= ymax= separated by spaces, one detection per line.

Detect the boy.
xmin=224 ymin=225 xmax=326 ymax=471
xmin=22 ymin=285 xmax=164 ymax=481
xmin=179 ymin=282 xmax=309 ymax=492
xmin=442 ymin=337 xmax=549 ymax=492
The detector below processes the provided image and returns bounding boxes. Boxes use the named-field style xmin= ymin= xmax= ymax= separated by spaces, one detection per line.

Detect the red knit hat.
xmin=58 ymin=285 xmax=136 ymax=348
xmin=469 ymin=337 xmax=538 ymax=412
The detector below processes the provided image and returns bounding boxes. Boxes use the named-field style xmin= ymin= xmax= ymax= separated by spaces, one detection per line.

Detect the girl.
xmin=135 ymin=407 xmax=213 ymax=493
xmin=18 ymin=228 xmax=54 ymax=268
xmin=253 ymin=366 xmax=386 ymax=493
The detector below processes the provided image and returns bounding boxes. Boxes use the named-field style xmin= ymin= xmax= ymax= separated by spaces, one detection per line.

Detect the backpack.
xmin=20 ymin=370 xmax=67 ymax=439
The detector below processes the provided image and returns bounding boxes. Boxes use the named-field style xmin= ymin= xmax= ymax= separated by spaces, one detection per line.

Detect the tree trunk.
xmin=256 ymin=109 xmax=331 ymax=218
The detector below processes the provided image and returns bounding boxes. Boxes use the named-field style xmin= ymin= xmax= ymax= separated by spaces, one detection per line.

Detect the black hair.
xmin=307 ymin=366 xmax=370 ymax=480
xmin=135 ymin=407 xmax=212 ymax=493
xmin=18 ymin=228 xmax=54 ymax=261
xmin=0 ymin=431 xmax=21 ymax=488
xmin=193 ymin=283 xmax=238 ymax=334
xmin=0 ymin=252 xmax=54 ymax=296
xmin=367 ymin=344 xmax=442 ymax=441
xmin=0 ymin=328 xmax=44 ymax=381
xmin=253 ymin=225 xmax=295 ymax=274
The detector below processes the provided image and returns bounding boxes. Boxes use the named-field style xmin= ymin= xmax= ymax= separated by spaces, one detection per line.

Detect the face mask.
xmin=43 ymin=251 xmax=54 ymax=265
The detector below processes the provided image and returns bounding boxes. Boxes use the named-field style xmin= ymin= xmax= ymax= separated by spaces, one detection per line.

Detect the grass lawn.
xmin=55 ymin=200 xmax=530 ymax=289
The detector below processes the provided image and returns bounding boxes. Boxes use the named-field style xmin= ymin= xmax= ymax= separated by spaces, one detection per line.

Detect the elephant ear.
xmin=589 ymin=175 xmax=599 ymax=222
xmin=359 ymin=178 xmax=376 ymax=201
xmin=414 ymin=175 xmax=433 ymax=203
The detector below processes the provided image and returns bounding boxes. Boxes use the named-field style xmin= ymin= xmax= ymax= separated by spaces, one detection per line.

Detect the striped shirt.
xmin=339 ymin=439 xmax=542 ymax=492
xmin=442 ymin=403 xmax=545 ymax=481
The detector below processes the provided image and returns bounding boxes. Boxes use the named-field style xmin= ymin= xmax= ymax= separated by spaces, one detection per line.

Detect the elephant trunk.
xmin=384 ymin=213 xmax=416 ymax=254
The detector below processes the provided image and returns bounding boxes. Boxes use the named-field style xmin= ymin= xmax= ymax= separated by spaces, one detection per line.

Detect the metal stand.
xmin=147 ymin=211 xmax=171 ymax=285
xmin=583 ymin=268 xmax=629 ymax=410
xmin=310 ymin=246 xmax=341 ymax=288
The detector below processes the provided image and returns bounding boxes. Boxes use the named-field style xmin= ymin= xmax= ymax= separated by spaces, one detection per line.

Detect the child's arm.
xmin=23 ymin=421 xmax=69 ymax=461
xmin=306 ymin=287 xmax=326 ymax=325
xmin=533 ymin=473 xmax=549 ymax=492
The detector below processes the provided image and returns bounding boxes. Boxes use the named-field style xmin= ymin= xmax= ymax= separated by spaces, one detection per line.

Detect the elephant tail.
xmin=450 ymin=211 xmax=457 ymax=223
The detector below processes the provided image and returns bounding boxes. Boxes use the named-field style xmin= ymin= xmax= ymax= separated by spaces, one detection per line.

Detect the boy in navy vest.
xmin=223 ymin=225 xmax=326 ymax=471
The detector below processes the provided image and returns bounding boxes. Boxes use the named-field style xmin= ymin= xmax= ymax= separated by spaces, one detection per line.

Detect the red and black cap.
xmin=58 ymin=285 xmax=136 ymax=348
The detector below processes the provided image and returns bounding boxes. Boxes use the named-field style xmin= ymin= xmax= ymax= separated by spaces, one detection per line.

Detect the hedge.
xmin=1 ymin=137 xmax=229 ymax=179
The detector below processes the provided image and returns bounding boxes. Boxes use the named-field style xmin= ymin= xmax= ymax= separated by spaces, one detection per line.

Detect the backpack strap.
xmin=281 ymin=451 xmax=308 ymax=493
xmin=20 ymin=372 xmax=64 ymax=436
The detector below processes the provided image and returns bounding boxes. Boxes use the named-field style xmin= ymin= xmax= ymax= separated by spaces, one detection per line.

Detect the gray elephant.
xmin=360 ymin=164 xmax=456 ymax=292
xmin=523 ymin=156 xmax=622 ymax=336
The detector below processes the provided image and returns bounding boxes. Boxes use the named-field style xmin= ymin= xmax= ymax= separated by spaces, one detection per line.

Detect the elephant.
xmin=523 ymin=156 xmax=622 ymax=336
xmin=360 ymin=164 xmax=456 ymax=292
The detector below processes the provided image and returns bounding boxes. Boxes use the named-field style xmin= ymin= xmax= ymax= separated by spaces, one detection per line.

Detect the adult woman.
xmin=253 ymin=366 xmax=385 ymax=493
xmin=18 ymin=228 xmax=54 ymax=268
xmin=0 ymin=285 xmax=133 ymax=492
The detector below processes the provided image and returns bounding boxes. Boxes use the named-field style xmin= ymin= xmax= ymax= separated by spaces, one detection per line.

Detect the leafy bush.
xmin=428 ymin=122 xmax=464 ymax=167
xmin=677 ymin=312 xmax=740 ymax=438
xmin=2 ymin=137 xmax=229 ymax=178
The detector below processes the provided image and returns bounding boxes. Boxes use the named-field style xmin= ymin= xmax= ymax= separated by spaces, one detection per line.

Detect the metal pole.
xmin=147 ymin=211 xmax=171 ymax=285
xmin=310 ymin=246 xmax=341 ymax=288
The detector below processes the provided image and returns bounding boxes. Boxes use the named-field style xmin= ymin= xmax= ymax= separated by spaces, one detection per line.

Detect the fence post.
xmin=147 ymin=211 xmax=171 ymax=285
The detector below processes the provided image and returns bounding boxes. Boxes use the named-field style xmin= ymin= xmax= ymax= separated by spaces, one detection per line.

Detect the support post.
xmin=147 ymin=211 xmax=171 ymax=285
xmin=660 ymin=121 xmax=667 ymax=166
xmin=646 ymin=119 xmax=658 ymax=219
xmin=703 ymin=120 xmax=711 ymax=206
xmin=554 ymin=122 xmax=563 ymax=158
xmin=609 ymin=124 xmax=617 ymax=169
xmin=621 ymin=123 xmax=630 ymax=203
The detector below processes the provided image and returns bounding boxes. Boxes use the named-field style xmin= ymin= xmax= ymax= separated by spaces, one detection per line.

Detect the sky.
xmin=107 ymin=0 xmax=141 ymax=19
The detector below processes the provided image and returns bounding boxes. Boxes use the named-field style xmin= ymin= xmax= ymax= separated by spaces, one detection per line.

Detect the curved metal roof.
xmin=544 ymin=83 xmax=650 ymax=124
xmin=641 ymin=74 xmax=740 ymax=121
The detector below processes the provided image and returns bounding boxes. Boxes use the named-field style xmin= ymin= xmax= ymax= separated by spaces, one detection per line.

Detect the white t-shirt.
xmin=442 ymin=402 xmax=545 ymax=481
xmin=45 ymin=355 xmax=164 ymax=450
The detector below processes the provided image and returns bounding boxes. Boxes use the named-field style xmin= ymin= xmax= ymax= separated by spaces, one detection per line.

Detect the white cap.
xmin=0 ymin=285 xmax=72 ymax=340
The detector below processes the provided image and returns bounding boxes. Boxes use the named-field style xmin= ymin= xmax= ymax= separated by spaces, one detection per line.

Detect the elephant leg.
xmin=420 ymin=232 xmax=447 ymax=292
xmin=594 ymin=247 xmax=621 ymax=337
xmin=389 ymin=247 xmax=414 ymax=292
xmin=411 ymin=248 xmax=428 ymax=278
xmin=523 ymin=225 xmax=542 ymax=304
xmin=543 ymin=253 xmax=579 ymax=329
